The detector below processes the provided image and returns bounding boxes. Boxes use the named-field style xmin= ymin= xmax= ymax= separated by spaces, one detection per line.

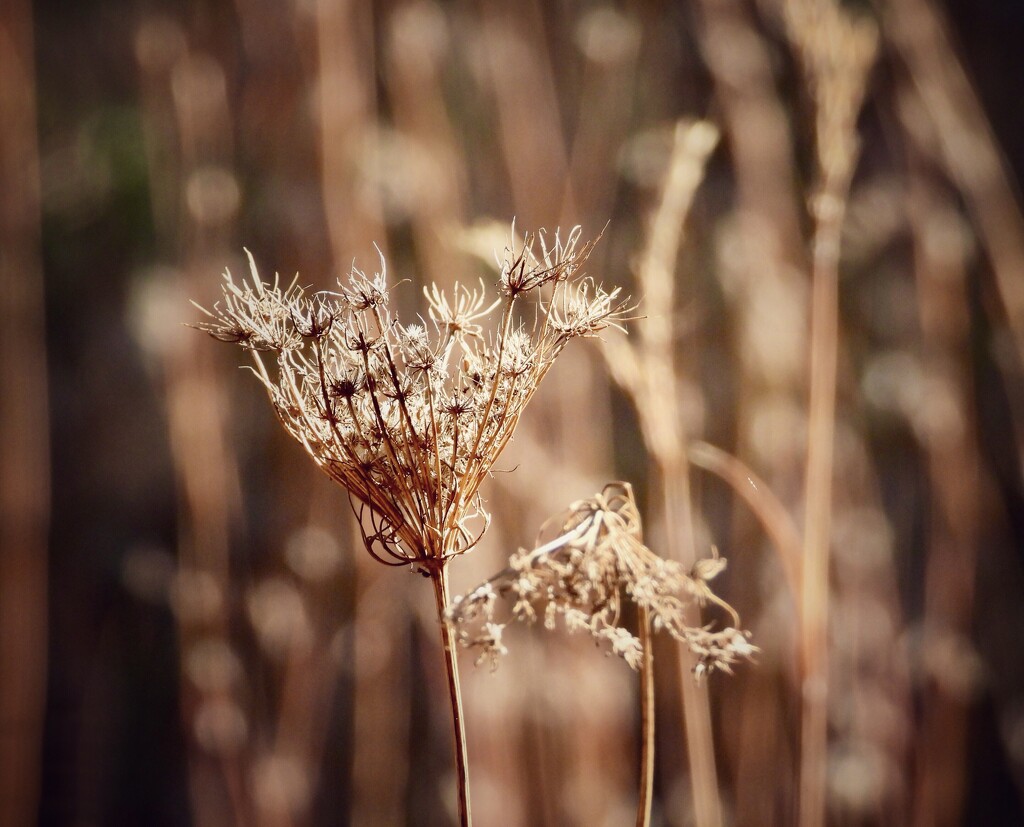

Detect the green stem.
xmin=431 ymin=565 xmax=471 ymax=827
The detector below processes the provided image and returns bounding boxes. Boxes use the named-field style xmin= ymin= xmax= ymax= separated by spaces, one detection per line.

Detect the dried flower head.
xmin=193 ymin=227 xmax=632 ymax=571
xmin=446 ymin=482 xmax=755 ymax=677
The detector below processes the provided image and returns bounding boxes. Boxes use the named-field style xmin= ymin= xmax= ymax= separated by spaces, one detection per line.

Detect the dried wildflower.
xmin=498 ymin=224 xmax=597 ymax=297
xmin=193 ymin=229 xmax=630 ymax=571
xmin=447 ymin=482 xmax=755 ymax=679
xmin=546 ymin=276 xmax=629 ymax=340
xmin=425 ymin=279 xmax=499 ymax=343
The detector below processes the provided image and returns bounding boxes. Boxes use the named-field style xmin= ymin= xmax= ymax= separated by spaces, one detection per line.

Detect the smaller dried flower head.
xmin=193 ymin=228 xmax=632 ymax=571
xmin=446 ymin=482 xmax=755 ymax=678
xmin=498 ymin=224 xmax=593 ymax=297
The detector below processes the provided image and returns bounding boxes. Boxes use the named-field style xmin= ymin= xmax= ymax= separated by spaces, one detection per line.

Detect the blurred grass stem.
xmin=688 ymin=441 xmax=803 ymax=599
xmin=603 ymin=119 xmax=723 ymax=827
xmin=798 ymin=187 xmax=842 ymax=827
xmin=0 ymin=3 xmax=49 ymax=825
xmin=782 ymin=6 xmax=877 ymax=824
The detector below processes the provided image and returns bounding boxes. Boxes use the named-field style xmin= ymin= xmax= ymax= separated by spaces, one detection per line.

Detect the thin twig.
xmin=882 ymin=0 xmax=1024 ymax=369
xmin=688 ymin=440 xmax=803 ymax=599
xmin=636 ymin=606 xmax=655 ymax=827
xmin=432 ymin=565 xmax=472 ymax=827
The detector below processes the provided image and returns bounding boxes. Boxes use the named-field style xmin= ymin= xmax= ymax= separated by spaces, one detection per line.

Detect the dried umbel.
xmin=446 ymin=482 xmax=755 ymax=678
xmin=193 ymin=226 xmax=630 ymax=571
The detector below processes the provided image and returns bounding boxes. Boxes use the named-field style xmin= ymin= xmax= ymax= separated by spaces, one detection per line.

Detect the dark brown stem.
xmin=431 ymin=565 xmax=472 ymax=827
xmin=636 ymin=606 xmax=655 ymax=827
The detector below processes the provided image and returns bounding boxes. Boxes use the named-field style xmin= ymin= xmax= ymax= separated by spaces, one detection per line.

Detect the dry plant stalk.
xmin=688 ymin=441 xmax=803 ymax=599
xmin=194 ymin=225 xmax=630 ymax=827
xmin=904 ymin=170 xmax=982 ymax=825
xmin=782 ymin=3 xmax=878 ymax=826
xmin=446 ymin=482 xmax=755 ymax=826
xmin=602 ymin=118 xmax=726 ymax=826
xmin=135 ymin=24 xmax=256 ymax=825
xmin=884 ymin=0 xmax=1024 ymax=369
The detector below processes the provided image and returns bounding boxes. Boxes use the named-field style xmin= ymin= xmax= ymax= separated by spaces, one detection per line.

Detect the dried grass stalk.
xmin=602 ymin=118 xmax=726 ymax=826
xmin=781 ymin=3 xmax=878 ymax=826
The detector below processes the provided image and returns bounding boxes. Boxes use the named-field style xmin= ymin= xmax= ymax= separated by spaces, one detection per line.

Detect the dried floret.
xmin=447 ymin=482 xmax=756 ymax=679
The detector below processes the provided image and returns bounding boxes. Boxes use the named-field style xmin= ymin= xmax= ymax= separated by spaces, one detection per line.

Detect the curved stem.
xmin=431 ymin=565 xmax=472 ymax=827
xmin=688 ymin=440 xmax=803 ymax=599
xmin=663 ymin=463 xmax=722 ymax=827
xmin=636 ymin=606 xmax=655 ymax=827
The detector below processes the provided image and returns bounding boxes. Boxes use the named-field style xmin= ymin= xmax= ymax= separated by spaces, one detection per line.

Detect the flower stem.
xmin=431 ymin=564 xmax=472 ymax=827
xmin=636 ymin=606 xmax=655 ymax=827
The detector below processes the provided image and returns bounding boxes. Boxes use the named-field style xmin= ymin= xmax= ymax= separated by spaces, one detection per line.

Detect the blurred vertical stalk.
xmin=479 ymin=0 xmax=572 ymax=225
xmin=694 ymin=0 xmax=805 ymax=265
xmin=603 ymin=119 xmax=722 ymax=826
xmin=476 ymin=6 xmax=618 ymax=818
xmin=313 ymin=4 xmax=414 ymax=824
xmin=562 ymin=6 xmax=641 ymax=228
xmin=797 ymin=171 xmax=843 ymax=827
xmin=694 ymin=4 xmax=808 ymax=815
xmin=661 ymin=465 xmax=720 ymax=827
xmin=883 ymin=0 xmax=1024 ymax=370
xmin=0 ymin=3 xmax=50 ymax=826
xmin=904 ymin=169 xmax=982 ymax=826
xmin=385 ymin=1 xmax=469 ymax=292
xmin=136 ymin=22 xmax=250 ymax=823
xmin=348 ymin=541 xmax=410 ymax=827
xmin=170 ymin=61 xmax=252 ymax=819
xmin=636 ymin=124 xmax=721 ymax=827
xmin=315 ymin=0 xmax=385 ymax=263
xmin=781 ymin=5 xmax=876 ymax=826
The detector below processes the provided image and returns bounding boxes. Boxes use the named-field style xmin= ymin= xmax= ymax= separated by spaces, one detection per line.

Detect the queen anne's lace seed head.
xmin=426 ymin=279 xmax=499 ymax=343
xmin=547 ymin=278 xmax=629 ymax=340
xmin=446 ymin=482 xmax=756 ymax=679
xmin=499 ymin=225 xmax=597 ymax=297
xmin=194 ymin=227 xmax=630 ymax=571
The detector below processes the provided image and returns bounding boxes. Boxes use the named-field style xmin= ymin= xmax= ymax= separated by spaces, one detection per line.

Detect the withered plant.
xmin=193 ymin=225 xmax=630 ymax=826
xmin=447 ymin=482 xmax=755 ymax=827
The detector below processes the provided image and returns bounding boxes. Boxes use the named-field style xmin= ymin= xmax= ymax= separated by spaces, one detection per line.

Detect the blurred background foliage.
xmin=3 ymin=0 xmax=1024 ymax=825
